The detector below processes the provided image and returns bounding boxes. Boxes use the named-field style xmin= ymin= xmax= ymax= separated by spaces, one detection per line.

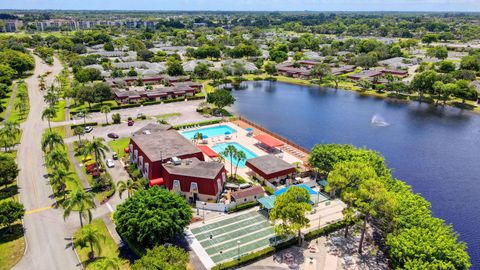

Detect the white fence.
xmin=195 ymin=201 xmax=237 ymax=212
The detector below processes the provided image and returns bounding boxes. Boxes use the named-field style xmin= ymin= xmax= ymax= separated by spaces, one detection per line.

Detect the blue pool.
xmin=181 ymin=125 xmax=237 ymax=140
xmin=211 ymin=142 xmax=258 ymax=168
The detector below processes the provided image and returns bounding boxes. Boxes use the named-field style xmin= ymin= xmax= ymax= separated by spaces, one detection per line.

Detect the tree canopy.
xmin=132 ymin=245 xmax=189 ymax=270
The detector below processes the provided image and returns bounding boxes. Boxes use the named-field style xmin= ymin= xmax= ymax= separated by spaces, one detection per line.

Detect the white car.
xmin=84 ymin=126 xmax=93 ymax=133
xmin=106 ymin=159 xmax=115 ymax=168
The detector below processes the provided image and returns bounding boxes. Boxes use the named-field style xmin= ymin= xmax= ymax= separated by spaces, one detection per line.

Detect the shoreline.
xmin=237 ymin=74 xmax=480 ymax=115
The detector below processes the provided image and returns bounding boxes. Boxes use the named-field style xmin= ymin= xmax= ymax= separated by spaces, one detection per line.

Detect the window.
xmin=129 ymin=144 xmax=133 ymax=161
xmin=173 ymin=180 xmax=180 ymax=188
xmin=139 ymin=156 xmax=144 ymax=169
xmin=190 ymin=182 xmax=198 ymax=191
xmin=133 ymin=150 xmax=138 ymax=162
xmin=222 ymin=172 xmax=226 ymax=182
xmin=216 ymin=179 xmax=222 ymax=191
xmin=254 ymin=196 xmax=257 ymax=199
xmin=144 ymin=163 xmax=149 ymax=179
xmin=244 ymin=198 xmax=247 ymax=202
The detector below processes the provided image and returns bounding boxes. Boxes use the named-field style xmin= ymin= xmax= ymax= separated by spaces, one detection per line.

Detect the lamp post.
xmin=202 ymin=202 xmax=207 ymax=224
xmin=237 ymin=240 xmax=241 ymax=260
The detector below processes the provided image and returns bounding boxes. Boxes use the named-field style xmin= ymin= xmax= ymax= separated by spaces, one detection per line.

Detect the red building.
xmin=129 ymin=126 xmax=226 ymax=202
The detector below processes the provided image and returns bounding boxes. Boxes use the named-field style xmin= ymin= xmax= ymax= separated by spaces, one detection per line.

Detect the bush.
xmin=263 ymin=185 xmax=275 ymax=195
xmin=70 ymin=122 xmax=98 ymax=130
xmin=228 ymin=201 xmax=259 ymax=213
xmin=304 ymin=220 xmax=351 ymax=241
xmin=112 ymin=113 xmax=121 ymax=124
xmin=173 ymin=119 xmax=222 ymax=130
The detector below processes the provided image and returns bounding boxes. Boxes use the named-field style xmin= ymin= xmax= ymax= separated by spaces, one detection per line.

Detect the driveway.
xmin=14 ymin=55 xmax=83 ymax=270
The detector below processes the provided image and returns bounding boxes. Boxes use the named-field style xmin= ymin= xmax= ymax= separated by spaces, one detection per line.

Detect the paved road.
xmin=14 ymin=55 xmax=83 ymax=270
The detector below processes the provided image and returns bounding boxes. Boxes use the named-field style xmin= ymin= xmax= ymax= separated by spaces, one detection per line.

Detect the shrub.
xmin=227 ymin=201 xmax=259 ymax=213
xmin=263 ymin=185 xmax=275 ymax=195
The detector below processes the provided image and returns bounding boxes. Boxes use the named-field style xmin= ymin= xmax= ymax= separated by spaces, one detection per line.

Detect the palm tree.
xmin=74 ymin=224 xmax=105 ymax=259
xmin=73 ymin=126 xmax=85 ymax=144
xmin=63 ymin=188 xmax=95 ymax=227
xmin=49 ymin=168 xmax=75 ymax=200
xmin=41 ymin=106 xmax=57 ymax=132
xmin=41 ymin=131 xmax=64 ymax=153
xmin=77 ymin=108 xmax=90 ymax=126
xmin=90 ymin=257 xmax=121 ymax=270
xmin=117 ymin=179 xmax=141 ymax=198
xmin=85 ymin=137 xmax=109 ymax=176
xmin=46 ymin=148 xmax=70 ymax=170
xmin=233 ymin=150 xmax=247 ymax=180
xmin=44 ymin=89 xmax=59 ymax=107
xmin=100 ymin=105 xmax=111 ymax=125
xmin=221 ymin=145 xmax=237 ymax=179
xmin=0 ymin=122 xmax=20 ymax=151
xmin=193 ymin=132 xmax=203 ymax=144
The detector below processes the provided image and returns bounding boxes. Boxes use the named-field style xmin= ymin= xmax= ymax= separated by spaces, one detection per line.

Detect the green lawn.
xmin=70 ymin=100 xmax=118 ymax=114
xmin=6 ymin=82 xmax=29 ymax=123
xmin=52 ymin=99 xmax=67 ymax=122
xmin=74 ymin=219 xmax=131 ymax=270
xmin=107 ymin=138 xmax=130 ymax=159
xmin=0 ymin=90 xmax=13 ymax=121
xmin=0 ymin=224 xmax=25 ymax=270
xmin=50 ymin=126 xmax=67 ymax=138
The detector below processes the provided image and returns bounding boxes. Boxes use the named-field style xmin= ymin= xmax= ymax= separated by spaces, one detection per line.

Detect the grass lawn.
xmin=0 ymin=90 xmax=13 ymax=121
xmin=6 ymin=82 xmax=29 ymax=123
xmin=50 ymin=125 xmax=67 ymax=138
xmin=154 ymin=112 xmax=181 ymax=121
xmin=52 ymin=99 xmax=67 ymax=122
xmin=70 ymin=100 xmax=117 ymax=114
xmin=74 ymin=219 xmax=130 ymax=270
xmin=0 ymin=224 xmax=25 ymax=270
xmin=107 ymin=138 xmax=130 ymax=159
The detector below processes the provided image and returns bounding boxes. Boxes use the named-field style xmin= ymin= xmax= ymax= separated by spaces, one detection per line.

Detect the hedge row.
xmin=70 ymin=122 xmax=98 ymax=129
xmin=173 ymin=119 xmax=222 ymax=130
xmin=227 ymin=201 xmax=259 ymax=214
xmin=212 ymin=220 xmax=347 ymax=270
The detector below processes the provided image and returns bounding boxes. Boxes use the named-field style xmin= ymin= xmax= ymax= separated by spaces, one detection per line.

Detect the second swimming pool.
xmin=211 ymin=142 xmax=257 ymax=168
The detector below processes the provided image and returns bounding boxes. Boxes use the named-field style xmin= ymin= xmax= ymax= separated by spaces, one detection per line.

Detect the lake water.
xmin=231 ymin=81 xmax=480 ymax=268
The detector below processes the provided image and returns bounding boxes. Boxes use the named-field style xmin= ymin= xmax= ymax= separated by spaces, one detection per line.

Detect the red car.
xmin=128 ymin=119 xmax=134 ymax=126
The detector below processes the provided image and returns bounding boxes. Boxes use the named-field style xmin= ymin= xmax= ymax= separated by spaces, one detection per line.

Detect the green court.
xmin=191 ymin=210 xmax=280 ymax=264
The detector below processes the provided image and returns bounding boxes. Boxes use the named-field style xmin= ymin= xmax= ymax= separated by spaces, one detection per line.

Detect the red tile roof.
xmin=231 ymin=185 xmax=265 ymax=200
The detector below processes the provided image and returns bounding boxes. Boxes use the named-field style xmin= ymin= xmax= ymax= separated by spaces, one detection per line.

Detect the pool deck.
xmin=187 ymin=121 xmax=306 ymax=181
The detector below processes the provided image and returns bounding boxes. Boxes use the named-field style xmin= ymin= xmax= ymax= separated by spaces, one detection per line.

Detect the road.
xmin=14 ymin=55 xmax=83 ymax=270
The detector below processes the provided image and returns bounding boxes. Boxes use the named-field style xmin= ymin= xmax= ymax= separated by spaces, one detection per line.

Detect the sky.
xmin=1 ymin=0 xmax=479 ymax=12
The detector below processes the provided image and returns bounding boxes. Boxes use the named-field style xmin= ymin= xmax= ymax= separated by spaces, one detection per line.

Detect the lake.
xmin=230 ymin=81 xmax=480 ymax=268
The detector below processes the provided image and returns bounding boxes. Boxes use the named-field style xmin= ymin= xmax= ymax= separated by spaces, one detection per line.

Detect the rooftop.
xmin=132 ymin=123 xmax=172 ymax=136
xmin=131 ymin=130 xmax=202 ymax=162
xmin=231 ymin=185 xmax=264 ymax=200
xmin=163 ymin=157 xmax=224 ymax=179
xmin=246 ymin=155 xmax=295 ymax=176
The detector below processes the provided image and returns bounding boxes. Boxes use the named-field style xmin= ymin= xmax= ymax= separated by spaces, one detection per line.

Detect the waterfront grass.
xmin=74 ymin=218 xmax=131 ymax=270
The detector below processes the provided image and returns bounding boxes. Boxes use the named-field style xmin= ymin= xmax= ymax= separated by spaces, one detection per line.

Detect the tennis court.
xmin=190 ymin=210 xmax=281 ymax=264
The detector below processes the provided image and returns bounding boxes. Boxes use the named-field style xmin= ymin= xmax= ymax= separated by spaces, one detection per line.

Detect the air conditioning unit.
xmin=172 ymin=157 xmax=181 ymax=165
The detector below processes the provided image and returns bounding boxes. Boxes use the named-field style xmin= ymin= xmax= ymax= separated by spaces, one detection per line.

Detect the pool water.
xmin=211 ymin=142 xmax=258 ymax=168
xmin=181 ymin=125 xmax=237 ymax=140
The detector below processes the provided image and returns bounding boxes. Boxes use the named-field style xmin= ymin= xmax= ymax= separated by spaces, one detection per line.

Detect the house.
xmin=347 ymin=70 xmax=383 ymax=81
xmin=129 ymin=127 xmax=227 ymax=202
xmin=231 ymin=185 xmax=265 ymax=204
xmin=246 ymin=155 xmax=296 ymax=184
xmin=113 ymin=85 xmax=198 ymax=103
xmin=331 ymin=65 xmax=356 ymax=76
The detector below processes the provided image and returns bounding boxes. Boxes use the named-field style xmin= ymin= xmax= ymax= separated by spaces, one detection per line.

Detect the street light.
xmin=237 ymin=240 xmax=241 ymax=260
xmin=202 ymin=202 xmax=207 ymax=224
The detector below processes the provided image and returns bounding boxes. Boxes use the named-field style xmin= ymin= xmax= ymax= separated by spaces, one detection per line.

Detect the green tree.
xmin=46 ymin=148 xmax=70 ymax=171
xmin=0 ymin=201 xmax=25 ymax=232
xmin=41 ymin=106 xmax=57 ymax=132
xmin=193 ymin=132 xmax=203 ymax=145
xmin=270 ymin=186 xmax=312 ymax=245
xmin=77 ymin=108 xmax=90 ymax=125
xmin=49 ymin=168 xmax=75 ymax=200
xmin=114 ymin=187 xmax=192 ymax=248
xmin=132 ymin=245 xmax=189 ymax=270
xmin=63 ymin=188 xmax=95 ymax=227
xmin=310 ymin=63 xmax=331 ymax=80
xmin=74 ymin=223 xmax=105 ymax=259
xmin=0 ymin=121 xmax=20 ymax=151
xmin=220 ymin=144 xmax=237 ymax=179
xmin=455 ymin=80 xmax=478 ymax=104
xmin=117 ymin=179 xmax=141 ymax=199
xmin=85 ymin=137 xmax=109 ymax=175
xmin=411 ymin=70 xmax=438 ymax=102
xmin=0 ymin=64 xmax=16 ymax=85
xmin=41 ymin=130 xmax=65 ymax=153
xmin=0 ymin=154 xmax=19 ymax=189
xmin=264 ymin=61 xmax=277 ymax=76
xmin=207 ymin=70 xmax=225 ymax=83
xmin=74 ymin=126 xmax=85 ymax=143
xmin=233 ymin=150 xmax=246 ymax=180
xmin=166 ymin=58 xmax=185 ymax=76
xmin=193 ymin=63 xmax=210 ymax=79
xmin=426 ymin=46 xmax=448 ymax=60
xmin=206 ymin=89 xmax=236 ymax=115
xmin=90 ymin=257 xmax=121 ymax=270
xmin=111 ymin=113 xmax=121 ymax=124
xmin=100 ymin=105 xmax=111 ymax=125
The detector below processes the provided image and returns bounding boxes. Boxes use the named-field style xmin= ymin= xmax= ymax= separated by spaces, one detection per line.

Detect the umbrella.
xmin=225 ymin=131 xmax=232 ymax=135
xmin=203 ymin=135 xmax=209 ymax=139
xmin=246 ymin=128 xmax=253 ymax=131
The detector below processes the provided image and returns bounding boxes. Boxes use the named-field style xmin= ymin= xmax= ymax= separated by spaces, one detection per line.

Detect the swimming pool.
xmin=181 ymin=125 xmax=237 ymax=140
xmin=211 ymin=142 xmax=258 ymax=168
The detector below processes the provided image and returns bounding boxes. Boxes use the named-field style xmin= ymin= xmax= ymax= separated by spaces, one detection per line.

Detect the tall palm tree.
xmin=90 ymin=257 xmax=121 ymax=270
xmin=117 ymin=179 xmax=141 ymax=198
xmin=100 ymin=105 xmax=111 ymax=125
xmin=49 ymin=168 xmax=75 ymax=200
xmin=63 ymin=188 xmax=95 ymax=227
xmin=85 ymin=137 xmax=109 ymax=175
xmin=233 ymin=150 xmax=247 ymax=180
xmin=73 ymin=126 xmax=85 ymax=144
xmin=74 ymin=224 xmax=105 ymax=259
xmin=221 ymin=145 xmax=237 ymax=179
xmin=44 ymin=89 xmax=59 ymax=107
xmin=41 ymin=106 xmax=57 ymax=132
xmin=41 ymin=131 xmax=64 ymax=153
xmin=193 ymin=132 xmax=203 ymax=144
xmin=0 ymin=122 xmax=20 ymax=151
xmin=77 ymin=108 xmax=90 ymax=126
xmin=46 ymin=148 xmax=70 ymax=170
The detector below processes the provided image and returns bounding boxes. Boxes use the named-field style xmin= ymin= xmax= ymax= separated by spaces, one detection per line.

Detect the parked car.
xmin=112 ymin=152 xmax=118 ymax=160
xmin=106 ymin=159 xmax=115 ymax=168
xmin=84 ymin=126 xmax=93 ymax=133
xmin=137 ymin=113 xmax=144 ymax=119
xmin=128 ymin=119 xmax=135 ymax=126
xmin=107 ymin=133 xmax=119 ymax=139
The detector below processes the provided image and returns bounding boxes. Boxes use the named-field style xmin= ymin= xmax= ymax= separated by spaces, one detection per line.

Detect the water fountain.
xmin=371 ymin=114 xmax=390 ymax=127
